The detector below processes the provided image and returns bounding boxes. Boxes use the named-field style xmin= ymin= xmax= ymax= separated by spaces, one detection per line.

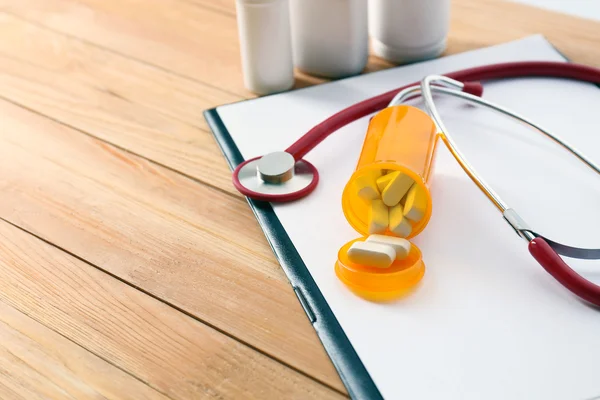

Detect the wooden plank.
xmin=0 ymin=13 xmax=238 ymax=197
xmin=0 ymin=0 xmax=249 ymax=96
xmin=0 ymin=12 xmax=240 ymax=129
xmin=0 ymin=300 xmax=170 ymax=400
xmin=0 ymin=219 xmax=343 ymax=399
xmin=0 ymin=98 xmax=345 ymax=392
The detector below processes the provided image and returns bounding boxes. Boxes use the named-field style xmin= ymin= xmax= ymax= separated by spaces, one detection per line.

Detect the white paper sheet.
xmin=217 ymin=36 xmax=600 ymax=400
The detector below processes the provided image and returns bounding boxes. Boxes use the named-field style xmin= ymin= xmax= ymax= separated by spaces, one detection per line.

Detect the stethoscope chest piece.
xmin=233 ymin=151 xmax=319 ymax=202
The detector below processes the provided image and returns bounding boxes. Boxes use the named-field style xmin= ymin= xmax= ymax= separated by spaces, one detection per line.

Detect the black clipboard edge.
xmin=204 ymin=108 xmax=383 ymax=400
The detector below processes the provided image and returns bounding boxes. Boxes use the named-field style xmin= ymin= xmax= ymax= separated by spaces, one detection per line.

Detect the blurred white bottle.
xmin=235 ymin=0 xmax=295 ymax=94
xmin=290 ymin=0 xmax=369 ymax=78
xmin=369 ymin=0 xmax=451 ymax=63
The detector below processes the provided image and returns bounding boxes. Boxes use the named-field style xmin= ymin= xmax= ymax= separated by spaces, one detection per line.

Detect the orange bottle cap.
xmin=335 ymin=238 xmax=425 ymax=301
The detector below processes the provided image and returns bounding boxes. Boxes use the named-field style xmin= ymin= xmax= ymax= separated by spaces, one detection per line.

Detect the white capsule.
xmin=347 ymin=241 xmax=395 ymax=268
xmin=366 ymin=234 xmax=411 ymax=260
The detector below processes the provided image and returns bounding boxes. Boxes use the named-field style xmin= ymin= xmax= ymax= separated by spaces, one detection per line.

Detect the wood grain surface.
xmin=0 ymin=217 xmax=342 ymax=400
xmin=0 ymin=0 xmax=597 ymax=398
xmin=0 ymin=97 xmax=343 ymax=391
xmin=0 ymin=300 xmax=169 ymax=400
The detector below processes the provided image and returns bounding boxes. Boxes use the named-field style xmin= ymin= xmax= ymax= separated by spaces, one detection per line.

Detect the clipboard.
xmin=204 ymin=36 xmax=600 ymax=400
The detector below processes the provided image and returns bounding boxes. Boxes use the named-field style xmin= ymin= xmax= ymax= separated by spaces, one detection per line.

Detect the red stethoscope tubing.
xmin=238 ymin=61 xmax=600 ymax=307
xmin=530 ymin=238 xmax=600 ymax=307
xmin=286 ymin=61 xmax=600 ymax=160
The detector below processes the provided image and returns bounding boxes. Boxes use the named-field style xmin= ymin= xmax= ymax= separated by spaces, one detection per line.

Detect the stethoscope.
xmin=232 ymin=61 xmax=600 ymax=306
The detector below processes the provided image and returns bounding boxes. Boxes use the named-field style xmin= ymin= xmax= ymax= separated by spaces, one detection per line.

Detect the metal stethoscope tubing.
xmin=391 ymin=75 xmax=600 ymax=215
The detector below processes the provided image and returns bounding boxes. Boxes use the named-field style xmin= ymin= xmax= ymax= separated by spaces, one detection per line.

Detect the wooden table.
xmin=0 ymin=0 xmax=597 ymax=398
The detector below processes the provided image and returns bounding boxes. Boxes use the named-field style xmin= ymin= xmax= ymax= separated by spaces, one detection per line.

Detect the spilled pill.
xmin=389 ymin=204 xmax=413 ymax=238
xmin=381 ymin=172 xmax=414 ymax=207
xmin=347 ymin=241 xmax=395 ymax=268
xmin=368 ymin=200 xmax=388 ymax=234
xmin=355 ymin=173 xmax=380 ymax=200
xmin=366 ymin=234 xmax=411 ymax=260
xmin=404 ymin=184 xmax=427 ymax=222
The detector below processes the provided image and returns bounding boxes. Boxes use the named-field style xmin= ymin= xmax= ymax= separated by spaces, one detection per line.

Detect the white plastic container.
xmin=235 ymin=0 xmax=295 ymax=94
xmin=369 ymin=0 xmax=451 ymax=63
xmin=290 ymin=0 xmax=369 ymax=78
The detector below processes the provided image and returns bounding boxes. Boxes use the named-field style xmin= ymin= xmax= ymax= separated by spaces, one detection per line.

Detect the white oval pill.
xmin=366 ymin=234 xmax=411 ymax=260
xmin=347 ymin=241 xmax=395 ymax=268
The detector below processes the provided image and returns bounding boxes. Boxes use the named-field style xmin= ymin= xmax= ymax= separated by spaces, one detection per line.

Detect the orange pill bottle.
xmin=335 ymin=105 xmax=438 ymax=301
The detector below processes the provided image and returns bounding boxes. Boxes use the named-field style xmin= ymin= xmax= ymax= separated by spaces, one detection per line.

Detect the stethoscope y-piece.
xmin=503 ymin=209 xmax=600 ymax=260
